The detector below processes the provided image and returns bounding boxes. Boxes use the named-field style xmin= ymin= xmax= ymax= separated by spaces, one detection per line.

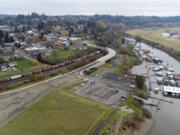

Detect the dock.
xmin=147 ymin=95 xmax=173 ymax=103
xmin=133 ymin=95 xmax=159 ymax=106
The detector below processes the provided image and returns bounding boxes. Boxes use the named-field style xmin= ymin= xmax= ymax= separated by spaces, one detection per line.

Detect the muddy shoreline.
xmin=125 ymin=33 xmax=180 ymax=62
xmin=133 ymin=119 xmax=154 ymax=135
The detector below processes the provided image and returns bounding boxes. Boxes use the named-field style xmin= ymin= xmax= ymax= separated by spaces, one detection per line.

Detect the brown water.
xmin=131 ymin=42 xmax=180 ymax=135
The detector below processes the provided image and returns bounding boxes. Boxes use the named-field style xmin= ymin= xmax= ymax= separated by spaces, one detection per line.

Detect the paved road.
xmin=0 ymin=45 xmax=116 ymax=98
xmin=87 ymin=44 xmax=116 ymax=68
xmin=114 ymin=114 xmax=124 ymax=135
xmin=0 ymin=45 xmax=116 ymax=128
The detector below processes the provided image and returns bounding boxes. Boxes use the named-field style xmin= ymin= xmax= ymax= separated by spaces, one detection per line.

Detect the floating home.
xmin=163 ymin=86 xmax=180 ymax=96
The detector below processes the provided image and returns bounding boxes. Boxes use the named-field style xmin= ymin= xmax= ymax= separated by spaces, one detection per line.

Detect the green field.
xmin=127 ymin=27 xmax=180 ymax=51
xmin=84 ymin=40 xmax=96 ymax=45
xmin=44 ymin=46 xmax=95 ymax=65
xmin=0 ymin=83 xmax=114 ymax=135
xmin=112 ymin=66 xmax=125 ymax=75
xmin=16 ymin=59 xmax=33 ymax=70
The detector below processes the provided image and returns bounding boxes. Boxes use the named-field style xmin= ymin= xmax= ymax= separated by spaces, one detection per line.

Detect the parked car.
xmin=120 ymin=96 xmax=126 ymax=101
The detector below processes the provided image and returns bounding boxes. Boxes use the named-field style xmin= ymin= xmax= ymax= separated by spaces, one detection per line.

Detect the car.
xmin=155 ymin=72 xmax=163 ymax=76
xmin=88 ymin=80 xmax=95 ymax=84
xmin=120 ymin=96 xmax=126 ymax=101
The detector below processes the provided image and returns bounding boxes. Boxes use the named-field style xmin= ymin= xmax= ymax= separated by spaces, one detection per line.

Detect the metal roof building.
xmin=163 ymin=86 xmax=180 ymax=94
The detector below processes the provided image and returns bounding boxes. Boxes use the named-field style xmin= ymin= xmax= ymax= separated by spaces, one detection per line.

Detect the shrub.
xmin=123 ymin=116 xmax=137 ymax=130
xmin=31 ymin=60 xmax=39 ymax=66
xmin=141 ymin=108 xmax=152 ymax=119
xmin=135 ymin=75 xmax=145 ymax=89
xmin=32 ymin=75 xmax=38 ymax=81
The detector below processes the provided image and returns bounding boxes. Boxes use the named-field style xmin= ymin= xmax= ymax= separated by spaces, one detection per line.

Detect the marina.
xmin=131 ymin=41 xmax=180 ymax=135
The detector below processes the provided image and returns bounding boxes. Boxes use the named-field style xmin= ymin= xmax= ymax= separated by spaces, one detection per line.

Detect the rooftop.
xmin=164 ymin=86 xmax=180 ymax=94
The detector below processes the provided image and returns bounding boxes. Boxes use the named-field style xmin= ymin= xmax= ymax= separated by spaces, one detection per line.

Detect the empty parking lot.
xmin=74 ymin=79 xmax=131 ymax=106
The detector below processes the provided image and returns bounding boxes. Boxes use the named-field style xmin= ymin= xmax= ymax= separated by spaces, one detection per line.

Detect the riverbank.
xmin=131 ymin=40 xmax=180 ymax=135
xmin=125 ymin=33 xmax=180 ymax=62
xmin=133 ymin=119 xmax=154 ymax=135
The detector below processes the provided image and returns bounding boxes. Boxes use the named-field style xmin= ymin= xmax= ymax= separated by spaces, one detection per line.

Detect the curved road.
xmin=0 ymin=44 xmax=116 ymax=128
xmin=0 ymin=45 xmax=116 ymax=98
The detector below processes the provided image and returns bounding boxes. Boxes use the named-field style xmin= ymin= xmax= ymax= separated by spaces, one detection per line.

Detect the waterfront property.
xmin=163 ymin=86 xmax=180 ymax=96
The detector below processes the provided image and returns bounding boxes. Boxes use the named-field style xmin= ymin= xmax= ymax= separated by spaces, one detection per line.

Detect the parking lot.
xmin=74 ymin=79 xmax=131 ymax=106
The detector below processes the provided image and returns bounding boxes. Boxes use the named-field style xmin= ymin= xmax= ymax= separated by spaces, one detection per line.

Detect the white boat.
xmin=164 ymin=92 xmax=168 ymax=95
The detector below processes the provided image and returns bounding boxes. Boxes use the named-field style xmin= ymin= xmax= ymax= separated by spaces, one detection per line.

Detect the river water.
xmin=131 ymin=42 xmax=180 ymax=135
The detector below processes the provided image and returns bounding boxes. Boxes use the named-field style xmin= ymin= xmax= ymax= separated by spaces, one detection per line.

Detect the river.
xmin=131 ymin=42 xmax=180 ymax=135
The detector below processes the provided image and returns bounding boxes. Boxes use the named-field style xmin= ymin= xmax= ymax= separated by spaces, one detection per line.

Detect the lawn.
xmin=112 ymin=66 xmax=125 ymax=75
xmin=84 ymin=40 xmax=96 ymax=45
xmin=111 ymin=55 xmax=141 ymax=75
xmin=122 ymin=97 xmax=144 ymax=119
xmin=16 ymin=59 xmax=33 ymax=70
xmin=44 ymin=46 xmax=95 ymax=65
xmin=0 ymin=82 xmax=113 ymax=135
xmin=127 ymin=27 xmax=180 ymax=51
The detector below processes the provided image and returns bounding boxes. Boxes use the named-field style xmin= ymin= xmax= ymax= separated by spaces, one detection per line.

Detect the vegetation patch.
xmin=127 ymin=28 xmax=180 ymax=51
xmin=84 ymin=40 xmax=96 ymax=45
xmin=40 ymin=46 xmax=96 ymax=65
xmin=16 ymin=59 xmax=33 ymax=70
xmin=119 ymin=97 xmax=152 ymax=134
xmin=0 ymin=82 xmax=113 ymax=135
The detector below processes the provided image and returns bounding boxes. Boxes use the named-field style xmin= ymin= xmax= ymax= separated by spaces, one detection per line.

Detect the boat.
xmin=169 ymin=80 xmax=176 ymax=86
xmin=155 ymin=72 xmax=163 ymax=76
xmin=167 ymin=67 xmax=174 ymax=72
xmin=157 ymin=103 xmax=162 ymax=110
xmin=157 ymin=77 xmax=163 ymax=85
xmin=174 ymin=74 xmax=180 ymax=80
xmin=164 ymin=92 xmax=168 ymax=95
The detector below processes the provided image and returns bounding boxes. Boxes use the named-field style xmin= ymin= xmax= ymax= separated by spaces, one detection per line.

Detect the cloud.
xmin=0 ymin=0 xmax=180 ymax=16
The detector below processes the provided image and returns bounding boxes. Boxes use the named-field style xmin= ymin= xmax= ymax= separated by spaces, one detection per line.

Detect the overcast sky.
xmin=0 ymin=0 xmax=180 ymax=16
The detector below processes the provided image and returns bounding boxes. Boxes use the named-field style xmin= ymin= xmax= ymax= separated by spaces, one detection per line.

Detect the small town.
xmin=0 ymin=1 xmax=180 ymax=135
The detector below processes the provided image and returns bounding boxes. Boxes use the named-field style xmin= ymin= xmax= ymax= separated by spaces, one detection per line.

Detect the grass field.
xmin=112 ymin=55 xmax=141 ymax=75
xmin=127 ymin=27 xmax=180 ymax=51
xmin=45 ymin=46 xmax=95 ymax=65
xmin=112 ymin=66 xmax=125 ymax=75
xmin=0 ymin=82 xmax=114 ymax=135
xmin=84 ymin=40 xmax=96 ymax=45
xmin=16 ymin=59 xmax=33 ymax=70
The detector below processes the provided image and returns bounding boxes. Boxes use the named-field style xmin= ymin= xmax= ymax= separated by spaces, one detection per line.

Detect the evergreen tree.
xmin=0 ymin=30 xmax=4 ymax=38
xmin=15 ymin=27 xmax=19 ymax=33
xmin=9 ymin=36 xmax=14 ymax=42
xmin=22 ymin=26 xmax=25 ymax=33
xmin=4 ymin=32 xmax=10 ymax=43
xmin=37 ymin=54 xmax=42 ymax=61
